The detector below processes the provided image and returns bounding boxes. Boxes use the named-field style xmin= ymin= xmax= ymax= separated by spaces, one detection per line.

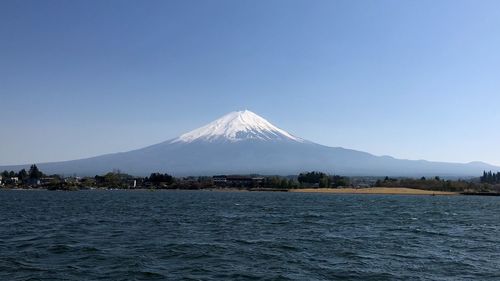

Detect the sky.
xmin=1 ymin=0 xmax=500 ymax=166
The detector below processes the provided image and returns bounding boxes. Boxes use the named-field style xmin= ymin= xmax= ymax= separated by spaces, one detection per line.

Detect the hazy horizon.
xmin=2 ymin=0 xmax=500 ymax=166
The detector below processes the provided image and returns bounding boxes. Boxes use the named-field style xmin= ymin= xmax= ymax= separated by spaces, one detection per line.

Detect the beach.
xmin=290 ymin=187 xmax=458 ymax=195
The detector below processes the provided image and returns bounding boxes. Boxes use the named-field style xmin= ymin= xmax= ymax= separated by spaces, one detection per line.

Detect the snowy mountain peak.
xmin=171 ymin=110 xmax=304 ymax=143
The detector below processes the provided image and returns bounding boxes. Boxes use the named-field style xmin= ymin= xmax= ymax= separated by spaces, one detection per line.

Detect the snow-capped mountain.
xmin=171 ymin=110 xmax=304 ymax=143
xmin=1 ymin=110 xmax=498 ymax=176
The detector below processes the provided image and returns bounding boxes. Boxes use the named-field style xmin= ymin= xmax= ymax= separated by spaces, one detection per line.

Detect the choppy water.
xmin=1 ymin=190 xmax=500 ymax=280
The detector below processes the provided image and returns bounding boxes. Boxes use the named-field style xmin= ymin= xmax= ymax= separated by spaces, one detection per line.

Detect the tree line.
xmin=1 ymin=168 xmax=350 ymax=190
xmin=480 ymin=171 xmax=500 ymax=184
xmin=297 ymin=171 xmax=349 ymax=188
xmin=2 ymin=166 xmax=499 ymax=193
xmin=375 ymin=175 xmax=493 ymax=192
xmin=1 ymin=164 xmax=45 ymax=182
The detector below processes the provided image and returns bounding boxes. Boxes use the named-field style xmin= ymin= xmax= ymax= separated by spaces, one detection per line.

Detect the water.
xmin=1 ymin=190 xmax=499 ymax=280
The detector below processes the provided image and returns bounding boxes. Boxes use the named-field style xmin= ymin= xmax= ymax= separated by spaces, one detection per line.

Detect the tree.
xmin=28 ymin=165 xmax=43 ymax=179
xmin=279 ymin=178 xmax=289 ymax=189
xmin=298 ymin=171 xmax=327 ymax=185
xmin=103 ymin=172 xmax=121 ymax=187
xmin=481 ymin=170 xmax=500 ymax=184
xmin=331 ymin=175 xmax=349 ymax=187
xmin=149 ymin=173 xmax=174 ymax=185
xmin=287 ymin=179 xmax=299 ymax=189
xmin=319 ymin=175 xmax=330 ymax=188
xmin=18 ymin=169 xmax=28 ymax=180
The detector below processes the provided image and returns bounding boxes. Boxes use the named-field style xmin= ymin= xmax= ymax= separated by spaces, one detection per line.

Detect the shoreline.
xmin=290 ymin=187 xmax=458 ymax=195
xmin=1 ymin=186 xmax=459 ymax=195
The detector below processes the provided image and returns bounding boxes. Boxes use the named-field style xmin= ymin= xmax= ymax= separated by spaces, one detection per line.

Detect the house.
xmin=10 ymin=177 xmax=19 ymax=184
xmin=64 ymin=177 xmax=81 ymax=184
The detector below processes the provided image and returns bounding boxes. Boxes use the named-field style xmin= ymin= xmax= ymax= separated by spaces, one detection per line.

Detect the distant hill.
xmin=2 ymin=110 xmax=498 ymax=177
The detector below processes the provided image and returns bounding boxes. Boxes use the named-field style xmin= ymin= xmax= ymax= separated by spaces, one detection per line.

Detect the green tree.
xmin=103 ymin=172 xmax=121 ymax=187
xmin=28 ymin=165 xmax=43 ymax=179
xmin=280 ymin=178 xmax=289 ymax=189
xmin=18 ymin=169 xmax=28 ymax=180
xmin=319 ymin=175 xmax=330 ymax=188
xmin=149 ymin=173 xmax=174 ymax=185
xmin=298 ymin=171 xmax=327 ymax=185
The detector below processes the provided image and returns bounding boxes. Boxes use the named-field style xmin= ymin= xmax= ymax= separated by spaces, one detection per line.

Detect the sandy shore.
xmin=289 ymin=187 xmax=458 ymax=195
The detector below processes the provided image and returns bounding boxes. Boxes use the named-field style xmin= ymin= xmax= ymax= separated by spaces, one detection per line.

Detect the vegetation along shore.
xmin=1 ymin=165 xmax=500 ymax=195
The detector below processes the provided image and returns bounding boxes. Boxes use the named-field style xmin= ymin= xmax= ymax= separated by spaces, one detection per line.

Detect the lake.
xmin=0 ymin=190 xmax=499 ymax=280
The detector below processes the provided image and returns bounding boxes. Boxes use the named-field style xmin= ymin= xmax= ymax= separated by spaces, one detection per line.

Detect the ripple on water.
xmin=1 ymin=190 xmax=500 ymax=280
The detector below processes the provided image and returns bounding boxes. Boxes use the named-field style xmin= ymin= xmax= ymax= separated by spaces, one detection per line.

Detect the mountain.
xmin=1 ymin=110 xmax=498 ymax=177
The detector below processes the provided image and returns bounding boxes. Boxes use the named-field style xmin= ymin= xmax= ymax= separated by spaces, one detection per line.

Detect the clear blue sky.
xmin=1 ymin=0 xmax=500 ymax=166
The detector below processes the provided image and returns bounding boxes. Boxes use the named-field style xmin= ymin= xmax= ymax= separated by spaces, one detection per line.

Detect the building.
xmin=212 ymin=175 xmax=264 ymax=188
xmin=213 ymin=175 xmax=227 ymax=185
xmin=40 ymin=177 xmax=56 ymax=185
xmin=64 ymin=177 xmax=82 ymax=184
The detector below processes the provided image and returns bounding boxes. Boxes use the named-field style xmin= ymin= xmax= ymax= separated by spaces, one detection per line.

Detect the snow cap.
xmin=171 ymin=110 xmax=303 ymax=143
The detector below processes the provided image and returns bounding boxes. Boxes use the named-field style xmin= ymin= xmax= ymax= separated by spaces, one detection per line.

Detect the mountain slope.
xmin=1 ymin=110 xmax=498 ymax=177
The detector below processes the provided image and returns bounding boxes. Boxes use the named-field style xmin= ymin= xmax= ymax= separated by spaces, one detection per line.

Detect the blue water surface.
xmin=0 ymin=190 xmax=499 ymax=280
